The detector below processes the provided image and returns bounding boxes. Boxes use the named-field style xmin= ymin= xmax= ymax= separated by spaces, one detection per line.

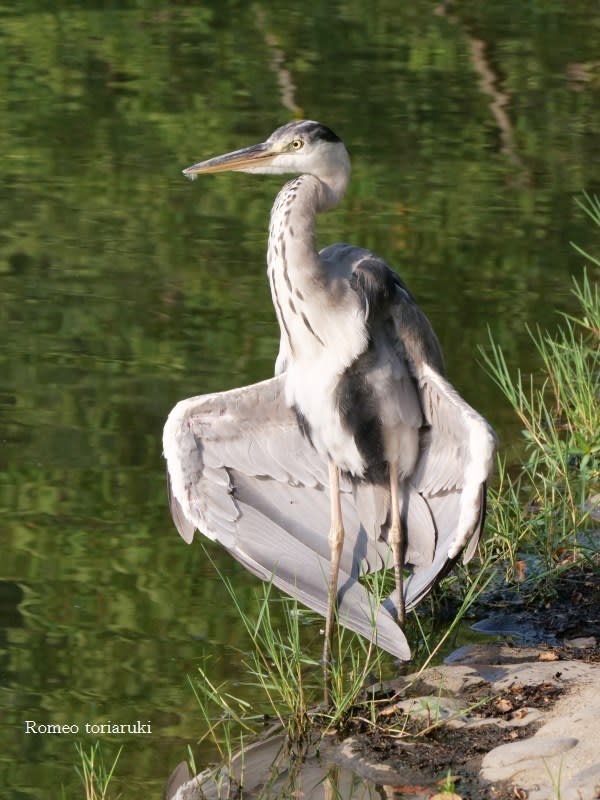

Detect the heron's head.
xmin=183 ymin=120 xmax=351 ymax=197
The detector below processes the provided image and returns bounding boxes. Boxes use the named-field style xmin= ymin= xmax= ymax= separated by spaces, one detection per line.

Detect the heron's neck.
xmin=267 ymin=174 xmax=347 ymax=362
xmin=267 ymin=174 xmax=341 ymax=284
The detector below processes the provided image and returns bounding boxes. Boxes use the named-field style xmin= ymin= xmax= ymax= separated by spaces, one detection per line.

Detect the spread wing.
xmin=383 ymin=279 xmax=498 ymax=615
xmin=163 ymin=376 xmax=410 ymax=660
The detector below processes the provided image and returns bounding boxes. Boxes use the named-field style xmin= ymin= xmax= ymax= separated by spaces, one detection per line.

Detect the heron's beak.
xmin=182 ymin=141 xmax=277 ymax=179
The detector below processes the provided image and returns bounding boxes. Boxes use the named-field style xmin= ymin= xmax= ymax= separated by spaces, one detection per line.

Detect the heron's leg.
xmin=388 ymin=461 xmax=406 ymax=627
xmin=323 ymin=459 xmax=344 ymax=706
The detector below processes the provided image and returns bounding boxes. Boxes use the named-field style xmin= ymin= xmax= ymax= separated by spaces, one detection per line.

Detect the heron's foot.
xmin=389 ymin=522 xmax=406 ymax=629
xmin=396 ymin=582 xmax=406 ymax=629
xmin=388 ymin=464 xmax=406 ymax=629
xmin=322 ymin=622 xmax=332 ymax=707
xmin=324 ymin=460 xmax=344 ymax=707
xmin=322 ymin=555 xmax=341 ymax=707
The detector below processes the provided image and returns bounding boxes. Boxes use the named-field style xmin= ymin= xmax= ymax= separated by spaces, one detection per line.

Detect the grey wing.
xmin=163 ymin=375 xmax=410 ymax=660
xmin=387 ymin=288 xmax=498 ymax=613
xmin=321 ymin=244 xmax=496 ymax=613
xmin=400 ymin=363 xmax=497 ymax=610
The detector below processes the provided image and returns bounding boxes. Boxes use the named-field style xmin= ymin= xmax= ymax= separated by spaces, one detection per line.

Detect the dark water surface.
xmin=2 ymin=1 xmax=600 ymax=796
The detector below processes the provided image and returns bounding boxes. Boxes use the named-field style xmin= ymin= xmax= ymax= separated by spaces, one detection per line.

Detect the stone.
xmin=481 ymin=736 xmax=578 ymax=781
xmin=564 ymin=636 xmax=597 ymax=649
xmin=562 ymin=760 xmax=600 ymax=800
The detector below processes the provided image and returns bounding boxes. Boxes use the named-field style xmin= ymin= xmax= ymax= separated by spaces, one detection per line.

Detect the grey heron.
xmin=163 ymin=120 xmax=497 ymax=703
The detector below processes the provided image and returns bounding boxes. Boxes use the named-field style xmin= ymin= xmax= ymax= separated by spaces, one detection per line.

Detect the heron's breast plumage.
xmin=281 ymin=309 xmax=422 ymax=481
xmin=267 ymin=175 xmax=423 ymax=481
xmin=281 ymin=297 xmax=370 ymax=476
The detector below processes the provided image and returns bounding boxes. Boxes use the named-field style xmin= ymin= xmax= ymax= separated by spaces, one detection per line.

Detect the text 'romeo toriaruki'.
xmin=24 ymin=720 xmax=152 ymax=734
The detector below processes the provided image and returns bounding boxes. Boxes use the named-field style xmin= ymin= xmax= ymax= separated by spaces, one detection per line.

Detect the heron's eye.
xmin=291 ymin=139 xmax=304 ymax=150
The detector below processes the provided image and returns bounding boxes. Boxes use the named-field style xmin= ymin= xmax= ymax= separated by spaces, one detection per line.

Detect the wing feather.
xmin=163 ymin=375 xmax=408 ymax=658
xmin=415 ymin=365 xmax=497 ymax=558
xmin=229 ymin=505 xmax=409 ymax=659
xmin=378 ymin=283 xmax=498 ymax=617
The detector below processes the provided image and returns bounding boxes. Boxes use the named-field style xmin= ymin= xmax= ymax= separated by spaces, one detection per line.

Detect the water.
xmin=1 ymin=2 xmax=599 ymax=796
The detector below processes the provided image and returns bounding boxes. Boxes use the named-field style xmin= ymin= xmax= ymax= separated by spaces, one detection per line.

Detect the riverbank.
xmin=167 ymin=563 xmax=600 ymax=800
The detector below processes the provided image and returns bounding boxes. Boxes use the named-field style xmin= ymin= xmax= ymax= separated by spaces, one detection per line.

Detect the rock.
xmin=584 ymin=492 xmax=600 ymax=521
xmin=403 ymin=664 xmax=484 ymax=695
xmin=430 ymin=794 xmax=462 ymax=800
xmin=481 ymin=736 xmax=578 ymax=781
xmin=477 ymin=658 xmax=593 ymax=689
xmin=334 ymin=736 xmax=407 ymax=784
xmin=477 ymin=660 xmax=600 ymax=798
xmin=564 ymin=635 xmax=597 ymax=649
xmin=562 ymin=760 xmax=600 ymax=800
xmin=444 ymin=644 xmax=504 ymax=665
xmin=445 ymin=643 xmax=544 ymax=665
xmin=471 ymin=613 xmax=558 ymax=644
xmin=382 ymin=694 xmax=466 ymax=726
xmin=164 ymin=762 xmax=192 ymax=800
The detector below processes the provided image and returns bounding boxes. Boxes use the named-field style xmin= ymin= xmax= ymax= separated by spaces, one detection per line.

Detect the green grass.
xmin=189 ymin=565 xmax=383 ymax=760
xmin=481 ymin=265 xmax=599 ymax=583
xmin=480 ymin=192 xmax=600 ymax=586
xmin=72 ymin=742 xmax=122 ymax=800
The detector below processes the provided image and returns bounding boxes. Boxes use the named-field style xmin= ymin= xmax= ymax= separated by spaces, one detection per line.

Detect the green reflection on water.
xmin=1 ymin=1 xmax=599 ymax=795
